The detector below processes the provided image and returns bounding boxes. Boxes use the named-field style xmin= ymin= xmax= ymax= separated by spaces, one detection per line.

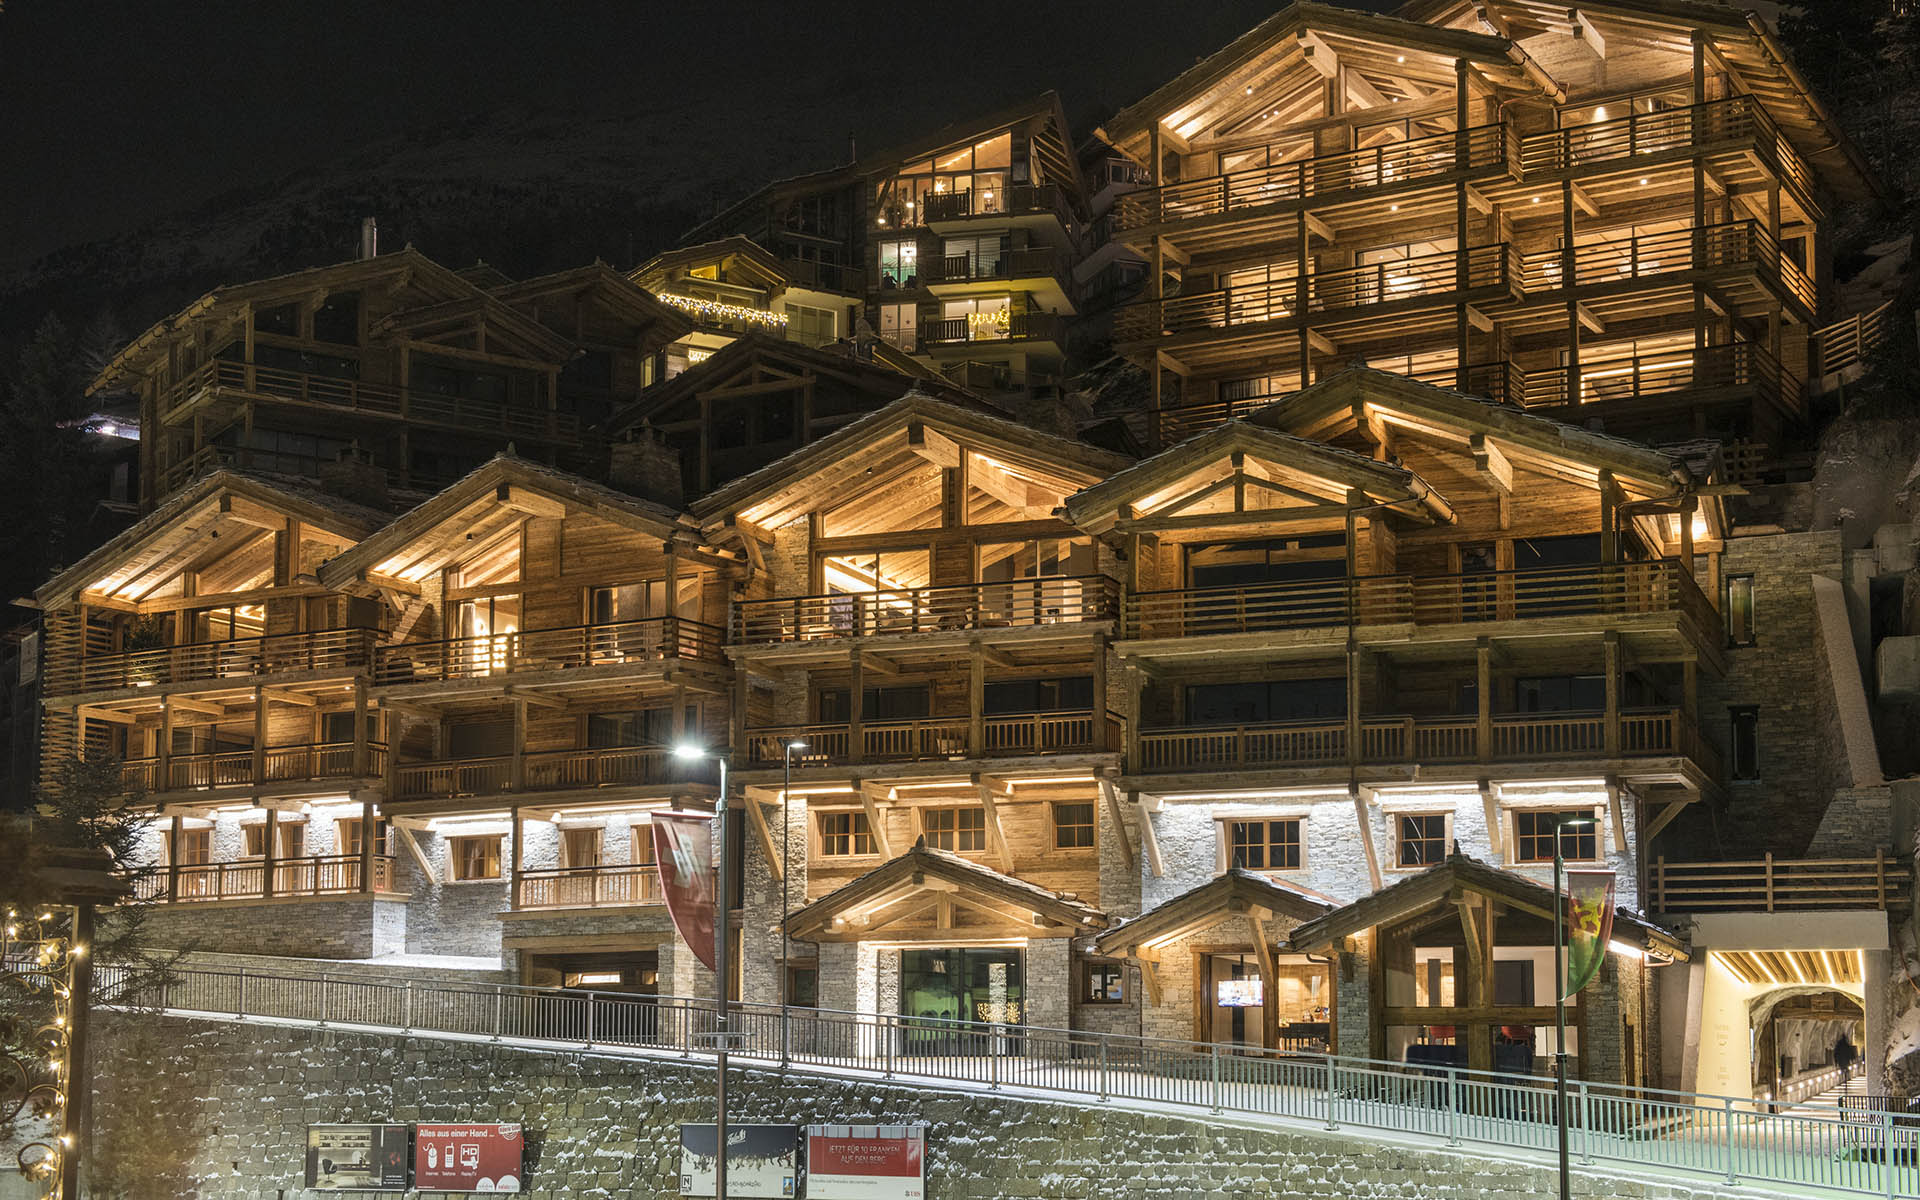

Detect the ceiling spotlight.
xmin=1639 ymin=178 xmax=1649 ymax=185
xmin=1245 ymin=85 xmax=1254 ymax=94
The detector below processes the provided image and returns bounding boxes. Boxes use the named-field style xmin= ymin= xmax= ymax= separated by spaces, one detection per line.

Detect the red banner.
xmin=653 ymin=812 xmax=717 ymax=972
xmin=413 ymin=1123 xmax=523 ymax=1192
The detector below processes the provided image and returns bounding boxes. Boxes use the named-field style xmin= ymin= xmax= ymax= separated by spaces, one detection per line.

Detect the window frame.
xmin=1392 ymin=812 xmax=1452 ymax=871
xmin=1510 ymin=809 xmax=1601 ymax=865
xmin=1220 ymin=817 xmax=1305 ymax=873
xmin=1052 ymin=801 xmax=1096 ymax=850
xmin=816 ymin=810 xmax=877 ymax=858
xmin=920 ymin=806 xmax=987 ymax=853
xmin=1725 ymin=575 xmax=1757 ymax=647
xmin=447 ymin=835 xmax=504 ymax=882
xmin=1730 ymin=705 xmax=1761 ymax=780
xmin=1080 ymin=958 xmax=1127 ymax=1005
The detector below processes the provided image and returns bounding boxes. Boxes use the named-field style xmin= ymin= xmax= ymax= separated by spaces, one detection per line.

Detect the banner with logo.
xmin=806 ymin=1125 xmax=926 ymax=1200
xmin=414 ymin=1123 xmax=523 ymax=1193
xmin=679 ymin=1123 xmax=798 ymax=1197
xmin=304 ymin=1124 xmax=409 ymax=1191
xmin=1562 ymin=869 xmax=1616 ymax=1001
xmin=653 ymin=811 xmax=718 ymax=971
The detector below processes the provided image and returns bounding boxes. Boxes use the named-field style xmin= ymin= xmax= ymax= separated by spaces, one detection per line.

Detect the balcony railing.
xmin=159 ymin=359 xmax=579 ymax=442
xmin=118 ymin=742 xmax=386 ymax=794
xmin=1150 ymin=361 xmax=1522 ymax=444
xmin=1116 ymin=243 xmax=1515 ymax=341
xmin=1136 ymin=707 xmax=1706 ymax=774
xmin=924 ymin=246 xmax=1066 ymax=287
xmin=923 ymin=182 xmax=1071 ymax=224
xmin=1519 ymin=341 xmax=1802 ymax=420
xmin=735 ymin=576 xmax=1117 ymax=645
xmin=745 ymin=709 xmax=1118 ymax=767
xmin=1518 ymin=96 xmax=1810 ymax=198
xmin=1650 ymin=851 xmax=1910 ymax=913
xmin=374 ymin=616 xmax=725 ymax=685
xmin=45 ymin=628 xmax=378 ymax=695
xmin=393 ymin=745 xmax=679 ymax=800
xmin=1518 ymin=220 xmax=1813 ymax=312
xmin=515 ymin=863 xmax=664 ymax=909
xmin=126 ymin=854 xmax=398 ymax=903
xmin=1124 ymin=561 xmax=1715 ymax=642
xmin=1117 ymin=122 xmax=1513 ymax=231
xmin=781 ymin=257 xmax=867 ymax=295
xmin=920 ymin=311 xmax=1068 ymax=348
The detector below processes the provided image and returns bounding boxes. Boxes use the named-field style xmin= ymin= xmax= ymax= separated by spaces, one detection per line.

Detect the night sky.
xmin=0 ymin=0 xmax=1401 ymax=274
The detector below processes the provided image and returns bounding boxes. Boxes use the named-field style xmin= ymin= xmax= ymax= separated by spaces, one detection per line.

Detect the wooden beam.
xmin=504 ymin=687 xmax=568 ymax=711
xmin=906 ymin=422 xmax=961 ymax=469
xmin=1569 ymin=182 xmax=1600 ymax=218
xmin=1570 ymin=9 xmax=1607 ymax=58
xmin=395 ymin=824 xmax=437 ymax=878
xmin=1247 ymin=911 xmax=1279 ymax=984
xmin=1606 ymin=776 xmax=1629 ymax=856
xmin=743 ymin=797 xmax=782 ymax=881
xmin=1352 ymin=784 xmax=1383 ymax=891
xmin=497 ymin=484 xmax=566 ymax=519
xmin=1643 ymin=797 xmax=1689 ymax=842
xmin=260 ymin=687 xmax=318 ymax=708
xmin=1303 ymin=212 xmax=1335 ymax=243
xmin=166 ymin=695 xmax=229 ymax=719
xmin=973 ymin=773 xmax=1017 ymax=873
xmin=1298 ymin=30 xmax=1339 ymax=79
xmin=1463 ymin=184 xmax=1493 ymax=215
xmin=1100 ymin=776 xmax=1136 ymax=871
xmin=1479 ymin=780 xmax=1502 ymax=857
xmin=1306 ymin=328 xmax=1338 ymax=357
xmin=1470 ymin=433 xmax=1514 ymax=497
xmin=857 ymin=779 xmax=895 ymax=859
xmin=1137 ymin=956 xmax=1165 ymax=1006
xmin=859 ymin=652 xmax=902 ymax=679
xmin=1574 ymin=302 xmax=1605 ymax=334
xmin=1135 ymin=790 xmax=1164 ymax=878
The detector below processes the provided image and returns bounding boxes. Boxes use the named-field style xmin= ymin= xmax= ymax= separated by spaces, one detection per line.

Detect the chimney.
xmin=608 ymin=426 xmax=685 ymax=507
xmin=359 ymin=217 xmax=379 ymax=260
xmin=319 ymin=443 xmax=390 ymax=508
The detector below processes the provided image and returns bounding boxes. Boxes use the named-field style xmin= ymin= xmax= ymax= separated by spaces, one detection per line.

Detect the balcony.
xmin=374 ymin=617 xmax=726 ymax=687
xmin=1123 ymin=560 xmax=1717 ymax=645
xmin=393 ymin=744 xmax=681 ymax=801
xmin=734 ymin=577 xmax=1118 ymax=645
xmin=45 ymin=628 xmax=378 ymax=696
xmin=1135 ymin=707 xmax=1710 ymax=775
xmin=1649 ymin=852 xmax=1910 ymax=913
xmin=1116 ymin=122 xmax=1514 ymax=234
xmin=744 ymin=709 xmax=1121 ymax=767
xmin=126 ymin=854 xmax=399 ymax=903
xmin=923 ymin=182 xmax=1072 ymax=227
xmin=920 ymin=311 xmax=1069 ymax=350
xmin=1516 ymin=221 xmax=1813 ymax=313
xmin=1518 ymin=96 xmax=1812 ymax=200
xmin=515 ymin=863 xmax=664 ymax=910
xmin=1115 ymin=243 xmax=1517 ymax=344
xmin=158 ymin=359 xmax=581 ymax=443
xmin=923 ymin=247 xmax=1074 ymax=311
xmin=780 ymin=258 xmax=867 ymax=296
xmin=119 ymin=742 xmax=386 ymax=795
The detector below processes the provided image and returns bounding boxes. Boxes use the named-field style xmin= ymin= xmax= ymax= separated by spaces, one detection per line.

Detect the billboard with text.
xmin=805 ymin=1125 xmax=926 ymax=1200
xmin=679 ymin=1123 xmax=798 ymax=1197
xmin=414 ymin=1123 xmax=524 ymax=1193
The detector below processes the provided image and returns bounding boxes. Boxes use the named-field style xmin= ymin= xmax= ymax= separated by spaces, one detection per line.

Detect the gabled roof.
xmin=859 ymin=91 xmax=1088 ymax=206
xmin=1062 ymin=418 xmax=1453 ymax=533
xmin=1287 ymin=852 xmax=1688 ymax=960
xmin=631 ymin=237 xmax=793 ymax=293
xmin=1094 ymin=869 xmax=1336 ymax=958
xmin=315 ymin=454 xmax=691 ymax=591
xmin=370 ymin=293 xmax=577 ymax=363
xmin=1254 ymin=366 xmax=1688 ymax=495
xmin=89 ymin=248 xmax=482 ymax=396
xmin=784 ymin=841 xmax=1109 ymax=941
xmin=678 ymin=163 xmax=862 ymax=250
xmin=36 ymin=470 xmax=391 ymax=610
xmin=688 ymin=390 xmax=1136 ymax=531
xmin=489 ymin=262 xmax=694 ymax=344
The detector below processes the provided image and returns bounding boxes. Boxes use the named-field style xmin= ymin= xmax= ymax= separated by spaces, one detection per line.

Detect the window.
xmin=1726 ymin=575 xmax=1756 ymax=647
xmin=817 ymin=685 xmax=930 ymax=723
xmin=818 ymin=812 xmax=875 ymax=857
xmin=786 ymin=303 xmax=835 ymax=347
xmin=1228 ymin=819 xmax=1302 ymax=871
xmin=923 ymin=807 xmax=986 ymax=852
xmin=1186 ymin=679 xmax=1345 ymax=726
xmin=1054 ymin=802 xmax=1095 ymax=849
xmin=255 ymin=302 xmax=300 ymax=337
xmin=185 ymin=604 xmax=267 ymax=643
xmin=562 ymin=828 xmax=601 ymax=869
xmin=1730 ymin=706 xmax=1760 ymax=780
xmin=942 ymin=234 xmax=1006 ymax=279
xmin=1513 ymin=811 xmax=1597 ymax=864
xmin=174 ymin=828 xmax=211 ymax=865
xmin=1514 ymin=675 xmax=1605 ymax=713
xmin=1082 ymin=959 xmax=1126 ymax=1004
xmin=321 ymin=710 xmax=370 ymax=747
xmin=338 ymin=817 xmax=389 ymax=859
xmin=1396 ymin=814 xmax=1449 ymax=868
xmin=984 ymin=677 xmax=1092 ymax=716
xmin=785 ymin=962 xmax=819 ymax=1008
xmin=312 ymin=292 xmax=361 ymax=345
xmin=279 ymin=823 xmax=305 ymax=859
xmin=878 ymin=303 xmax=917 ymax=352
xmin=243 ymin=825 xmax=269 ymax=857
xmin=449 ymin=835 xmax=503 ymax=881
xmin=877 ymin=240 xmax=920 ymax=289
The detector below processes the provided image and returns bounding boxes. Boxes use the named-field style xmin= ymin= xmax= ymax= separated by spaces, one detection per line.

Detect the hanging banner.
xmin=654 ymin=811 xmax=718 ymax=972
xmin=1562 ymin=869 xmax=1617 ymax=1001
xmin=413 ymin=1123 xmax=524 ymax=1193
xmin=678 ymin=1123 xmax=798 ymax=1197
xmin=304 ymin=1124 xmax=410 ymax=1191
xmin=806 ymin=1125 xmax=926 ymax=1200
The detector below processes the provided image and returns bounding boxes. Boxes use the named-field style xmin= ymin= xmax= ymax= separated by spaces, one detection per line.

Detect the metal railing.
xmin=1651 ymin=852 xmax=1910 ymax=913
xmin=922 ymin=182 xmax=1071 ymax=224
xmin=97 ymin=963 xmax=1920 ymax=1199
xmin=745 ymin=709 xmax=1119 ymax=767
xmin=375 ymin=616 xmax=725 ymax=684
xmin=393 ymin=745 xmax=680 ymax=800
xmin=515 ymin=863 xmax=663 ymax=909
xmin=735 ymin=577 xmax=1118 ymax=644
xmin=45 ymin=628 xmax=378 ymax=695
xmin=124 ymin=855 xmax=397 ymax=903
xmin=919 ymin=311 xmax=1068 ymax=348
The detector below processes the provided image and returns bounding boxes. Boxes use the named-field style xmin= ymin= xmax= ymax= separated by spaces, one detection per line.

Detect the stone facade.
xmin=132 ymin=894 xmax=407 ymax=960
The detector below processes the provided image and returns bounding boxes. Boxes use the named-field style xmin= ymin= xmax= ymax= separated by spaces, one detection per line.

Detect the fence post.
xmin=1885 ymin=1109 xmax=1898 ymax=1200
xmin=1099 ymin=1035 xmax=1110 ymax=1102
xmin=1324 ymin=1055 xmax=1338 ymax=1130
xmin=1722 ymin=1097 xmax=1738 ymax=1184
xmin=584 ymin=991 xmax=596 ymax=1049
xmin=1446 ymin=1068 xmax=1460 ymax=1146
xmin=235 ymin=967 xmax=247 ymax=1019
xmin=318 ymin=973 xmax=329 ymax=1026
xmin=1209 ymin=1043 xmax=1222 ymax=1114
xmin=402 ymin=979 xmax=413 ymax=1033
xmin=990 ymin=1027 xmax=1001 ymax=1091
xmin=491 ymin=985 xmax=503 ymax=1042
xmin=1579 ymin=1081 xmax=1594 ymax=1165
xmin=883 ymin=1016 xmax=894 ymax=1080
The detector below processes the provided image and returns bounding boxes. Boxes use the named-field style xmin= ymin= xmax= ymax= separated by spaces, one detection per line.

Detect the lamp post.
xmin=1552 ymin=815 xmax=1595 ymax=1200
xmin=780 ymin=740 xmax=806 ymax=1064
xmin=674 ymin=743 xmax=731 ymax=1200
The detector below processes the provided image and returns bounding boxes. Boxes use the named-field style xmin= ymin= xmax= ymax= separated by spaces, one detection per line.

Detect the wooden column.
xmin=252 ymin=686 xmax=268 ymax=788
xmin=509 ymin=805 xmax=523 ymax=911
xmin=968 ymin=639 xmax=986 ymax=758
xmin=848 ymin=648 xmax=865 ymax=761
xmin=1297 ymin=209 xmax=1312 ymax=385
xmin=1683 ymin=659 xmax=1699 ymax=724
xmin=168 ymin=813 xmax=183 ymax=903
xmin=1562 ymin=179 xmax=1580 ymax=402
xmin=1124 ymin=661 xmax=1144 ymax=769
xmin=1476 ymin=638 xmax=1493 ymax=764
xmin=156 ymin=680 xmax=176 ymax=781
xmin=511 ymin=695 xmax=528 ymax=792
xmin=359 ymin=795 xmax=375 ymax=895
xmin=263 ymin=807 xmax=278 ymax=900
xmin=1603 ymin=633 xmax=1622 ymax=757
xmin=1090 ymin=632 xmax=1110 ymax=749
xmin=353 ymin=677 xmax=370 ymax=777
xmin=1149 ymin=123 xmax=1166 ymax=449
xmin=1598 ymin=470 xmax=1619 ymax=563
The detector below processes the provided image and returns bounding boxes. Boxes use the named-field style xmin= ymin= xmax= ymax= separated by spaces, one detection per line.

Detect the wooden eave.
xmin=37 ymin=470 xmax=386 ymax=611
xmin=371 ymin=294 xmax=577 ymax=363
xmin=677 ymin=163 xmax=862 ymax=250
xmin=630 ymin=237 xmax=794 ymax=294
xmin=490 ymin=264 xmax=695 ymax=345
xmin=689 ymin=392 xmax=1134 ymax=532
xmin=1287 ymin=851 xmax=1688 ymax=960
xmin=858 ymin=91 xmax=1089 ymax=208
xmin=784 ymin=842 xmax=1109 ymax=941
xmin=315 ymin=455 xmax=695 ymax=593
xmin=1093 ymin=868 xmax=1335 ymax=957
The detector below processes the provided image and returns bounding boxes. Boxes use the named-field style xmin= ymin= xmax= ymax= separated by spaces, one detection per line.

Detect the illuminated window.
xmin=1725 ymin=576 xmax=1756 ymax=647
xmin=1053 ymin=802 xmax=1095 ymax=849
xmin=1513 ymin=811 xmax=1596 ymax=863
xmin=818 ymin=812 xmax=875 ymax=857
xmin=923 ymin=807 xmax=986 ymax=852
xmin=1227 ymin=819 xmax=1301 ymax=871
xmin=1082 ymin=960 xmax=1125 ymax=1004
xmin=449 ymin=836 xmax=502 ymax=881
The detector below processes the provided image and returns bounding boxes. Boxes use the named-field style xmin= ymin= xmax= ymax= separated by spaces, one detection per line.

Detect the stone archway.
xmin=1748 ymin=986 xmax=1865 ymax=1103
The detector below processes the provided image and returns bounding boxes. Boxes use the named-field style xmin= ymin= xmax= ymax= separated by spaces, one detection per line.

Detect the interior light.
xmin=1639 ymin=178 xmax=1649 ymax=186
xmin=1397 ymin=55 xmax=1406 ymax=63
xmin=1245 ymin=85 xmax=1254 ymax=94
xmin=1595 ymin=106 xmax=1609 ymax=121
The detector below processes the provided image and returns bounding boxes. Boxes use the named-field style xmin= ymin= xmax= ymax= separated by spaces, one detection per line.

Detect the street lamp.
xmin=780 ymin=740 xmax=806 ymax=1064
xmin=1552 ymin=815 xmax=1596 ymax=1200
xmin=674 ymin=742 xmax=731 ymax=1200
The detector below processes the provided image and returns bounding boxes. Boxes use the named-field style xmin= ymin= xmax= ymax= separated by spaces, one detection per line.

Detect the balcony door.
xmin=977 ymin=537 xmax=1094 ymax=624
xmin=586 ymin=579 xmax=698 ymax=662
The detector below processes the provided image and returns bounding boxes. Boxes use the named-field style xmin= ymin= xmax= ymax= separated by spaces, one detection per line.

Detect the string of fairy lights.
xmin=656 ymin=293 xmax=790 ymax=329
xmin=2 ymin=905 xmax=85 ymax=1196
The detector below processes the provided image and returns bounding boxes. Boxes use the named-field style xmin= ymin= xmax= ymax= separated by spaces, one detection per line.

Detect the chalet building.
xmin=28 ymin=0 xmax=1914 ymax=1113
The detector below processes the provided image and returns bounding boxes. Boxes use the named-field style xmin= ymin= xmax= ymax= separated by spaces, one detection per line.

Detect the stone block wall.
xmin=132 ymin=895 xmax=407 ymax=961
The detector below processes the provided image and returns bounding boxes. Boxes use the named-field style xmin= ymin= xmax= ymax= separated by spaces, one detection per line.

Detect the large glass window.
xmin=879 ymin=303 xmax=918 ymax=352
xmin=977 ymin=538 xmax=1094 ymax=581
xmin=875 ymin=131 xmax=1018 ymax=228
xmin=942 ymin=234 xmax=1007 ymax=279
xmin=587 ymin=579 xmax=698 ymax=625
xmin=785 ymin=303 xmax=835 ymax=347
xmin=817 ymin=685 xmax=931 ymax=723
xmin=899 ymin=947 xmax=1023 ymax=1032
xmin=1187 ymin=535 xmax=1347 ymax=589
xmin=983 ymin=677 xmax=1092 ymax=715
xmin=877 ymin=241 xmax=921 ymax=289
xmin=1186 ymin=678 xmax=1346 ymax=725
xmin=1726 ymin=575 xmax=1756 ymax=646
xmin=185 ymin=604 xmax=267 ymax=643
xmin=822 ymin=548 xmax=932 ymax=594
xmin=940 ymin=295 xmax=1011 ymax=342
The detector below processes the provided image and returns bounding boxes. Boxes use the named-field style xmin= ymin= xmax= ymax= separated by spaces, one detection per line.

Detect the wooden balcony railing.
xmin=45 ymin=628 xmax=378 ymax=696
xmin=1650 ymin=851 xmax=1910 ymax=913
xmin=159 ymin=358 xmax=579 ymax=442
xmin=735 ymin=576 xmax=1118 ymax=645
xmin=392 ymin=745 xmax=679 ymax=800
xmin=1116 ymin=123 xmax=1513 ymax=232
xmin=374 ymin=616 xmax=725 ymax=685
xmin=1518 ymin=221 xmax=1813 ymax=312
xmin=118 ymin=742 xmax=385 ymax=794
xmin=924 ymin=246 xmax=1065 ymax=287
xmin=515 ymin=863 xmax=663 ymax=909
xmin=1518 ymin=96 xmax=1810 ymax=199
xmin=1517 ymin=341 xmax=1802 ymax=420
xmin=126 ymin=854 xmax=398 ymax=903
xmin=1812 ymin=299 xmax=1897 ymax=381
xmin=1124 ymin=561 xmax=1715 ymax=642
xmin=745 ymin=709 xmax=1118 ymax=767
xmin=920 ymin=311 xmax=1069 ymax=348
xmin=922 ymin=182 xmax=1071 ymax=224
xmin=1136 ymin=706 xmax=1706 ymax=774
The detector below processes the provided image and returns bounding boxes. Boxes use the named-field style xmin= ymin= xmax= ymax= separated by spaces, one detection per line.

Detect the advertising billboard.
xmin=414 ymin=1123 xmax=524 ymax=1193
xmin=679 ymin=1123 xmax=798 ymax=1198
xmin=805 ymin=1125 xmax=926 ymax=1200
xmin=304 ymin=1124 xmax=410 ymax=1191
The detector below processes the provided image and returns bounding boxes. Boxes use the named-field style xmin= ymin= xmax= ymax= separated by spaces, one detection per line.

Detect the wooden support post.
xmin=359 ymin=795 xmax=376 ymax=895
xmin=511 ymin=695 xmax=528 ymax=792
xmin=1124 ymin=661 xmax=1143 ymax=770
xmin=1598 ymin=470 xmax=1619 ymax=563
xmin=1351 ymin=784 xmax=1383 ymax=891
xmin=253 ymin=686 xmax=268 ymax=787
xmin=1603 ymin=632 xmax=1622 ymax=756
xmin=168 ymin=813 xmax=182 ymax=903
xmin=1135 ymin=791 xmax=1163 ymax=878
xmin=508 ymin=805 xmax=523 ymax=910
xmin=849 ymin=648 xmax=865 ymax=762
xmin=1605 ymin=776 xmax=1629 ymax=858
xmin=744 ymin=797 xmax=782 ymax=881
xmin=159 ymin=697 xmax=174 ymax=793
xmin=857 ymin=779 xmax=894 ymax=859
xmin=1562 ymin=179 xmax=1580 ymax=402
xmin=262 ymin=807 xmax=278 ymax=899
xmin=1099 ymin=776 xmax=1136 ymax=871
xmin=353 ymin=676 xmax=370 ymax=778
xmin=969 ymin=639 xmax=986 ymax=759
xmin=1480 ymin=780 xmax=1502 ymax=858
xmin=396 ymin=824 xmax=436 ymax=879
xmin=1476 ymin=638 xmax=1493 ymax=763
xmin=973 ymin=774 xmax=1016 ymax=873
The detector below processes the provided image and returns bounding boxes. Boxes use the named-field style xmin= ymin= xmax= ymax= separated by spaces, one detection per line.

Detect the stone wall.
xmin=89 ymin=1012 xmax=1768 ymax=1200
xmin=132 ymin=895 xmax=407 ymax=960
